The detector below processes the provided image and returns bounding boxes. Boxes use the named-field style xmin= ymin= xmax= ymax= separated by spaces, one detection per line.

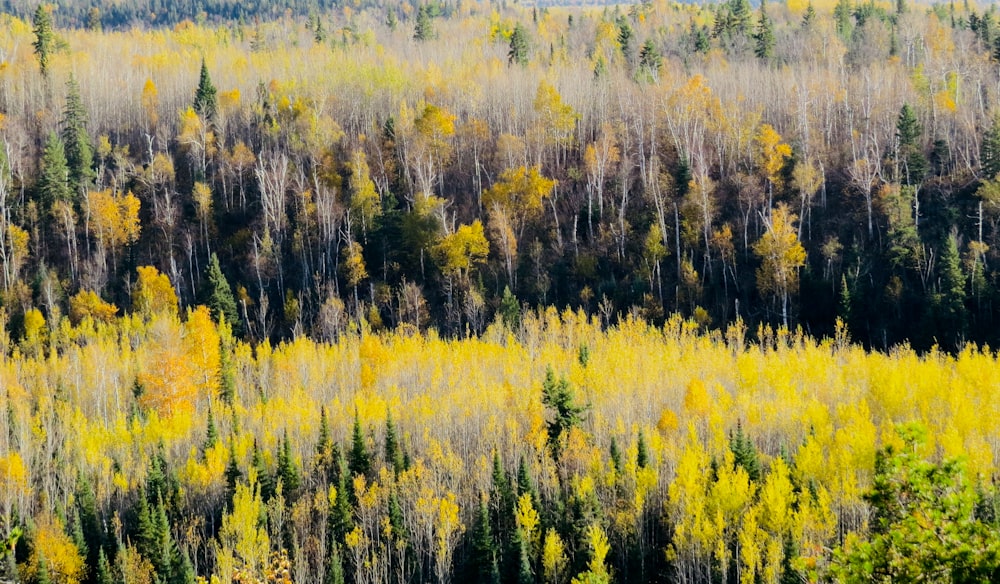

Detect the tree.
xmin=32 ymin=5 xmax=54 ymax=78
xmin=431 ymin=220 xmax=490 ymax=280
xmin=202 ymin=253 xmax=240 ymax=334
xmin=753 ymin=0 xmax=775 ymax=60
xmin=348 ymin=411 xmax=370 ymax=479
xmin=830 ymin=423 xmax=1000 ymax=583
xmin=37 ymin=132 xmax=73 ymax=209
xmin=193 ymin=59 xmax=217 ymax=122
xmin=896 ymin=104 xmax=927 ymax=187
xmin=508 ymin=23 xmax=530 ymax=67
xmin=132 ymin=265 xmax=179 ymax=317
xmin=62 ymin=77 xmax=95 ymax=195
xmin=753 ymin=204 xmax=806 ymax=328
xmin=540 ymin=367 xmax=587 ymax=457
xmin=637 ymin=40 xmax=662 ymax=81
xmin=983 ymin=115 xmax=1000 ymax=178
xmin=414 ymin=5 xmax=434 ymax=41
xmin=471 ymin=500 xmax=500 ymax=584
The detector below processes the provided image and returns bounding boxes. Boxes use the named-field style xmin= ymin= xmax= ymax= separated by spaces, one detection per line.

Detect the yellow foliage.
xmin=69 ymin=289 xmax=118 ymax=324
xmin=24 ymin=513 xmax=85 ymax=584
xmin=133 ymin=265 xmax=179 ymax=317
xmin=432 ymin=220 xmax=489 ymax=278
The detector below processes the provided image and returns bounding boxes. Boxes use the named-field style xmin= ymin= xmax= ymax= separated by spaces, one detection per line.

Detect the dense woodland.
xmin=4 ymin=0 xmax=1000 ymax=583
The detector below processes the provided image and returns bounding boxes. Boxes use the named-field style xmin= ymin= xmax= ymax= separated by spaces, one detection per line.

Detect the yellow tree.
xmin=532 ymin=80 xmax=577 ymax=168
xmin=753 ymin=204 xmax=806 ymax=328
xmin=132 ymin=265 xmax=179 ymax=317
xmin=481 ymin=166 xmax=556 ymax=287
xmin=347 ymin=148 xmax=381 ymax=242
xmin=88 ymin=188 xmax=141 ymax=275
xmin=754 ymin=124 xmax=792 ymax=207
xmin=411 ymin=103 xmax=456 ymax=199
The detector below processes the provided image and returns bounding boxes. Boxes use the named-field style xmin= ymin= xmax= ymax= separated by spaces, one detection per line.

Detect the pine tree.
xmin=897 ymin=104 xmax=927 ymax=186
xmin=803 ymin=0 xmax=817 ymax=28
xmin=616 ymin=15 xmax=634 ymax=60
xmin=348 ymin=410 xmax=370 ymax=479
xmin=276 ymin=429 xmax=301 ymax=499
xmin=472 ymin=500 xmax=501 ymax=584
xmin=35 ymin=553 xmax=51 ymax=584
xmin=609 ymin=437 xmax=623 ymax=473
xmin=204 ymin=404 xmax=218 ymax=454
xmin=508 ymin=23 xmax=530 ymax=67
xmin=753 ymin=0 xmax=775 ymax=60
xmin=61 ymin=76 xmax=95 ymax=195
xmin=95 ymin=548 xmax=113 ymax=584
xmin=637 ymin=430 xmax=650 ymax=468
xmin=193 ymin=59 xmax=217 ymax=121
xmin=936 ymin=233 xmax=967 ymax=349
xmin=251 ymin=440 xmax=274 ymax=502
xmin=541 ymin=367 xmax=588 ymax=458
xmin=637 ymin=39 xmax=662 ymax=81
xmin=414 ymin=5 xmax=434 ymax=41
xmin=37 ymin=132 xmax=73 ymax=209
xmin=32 ymin=5 xmax=54 ymax=78
xmin=386 ymin=8 xmax=398 ymax=31
xmin=981 ymin=114 xmax=1000 ymax=179
xmin=834 ymin=0 xmax=853 ymax=39
xmin=730 ymin=422 xmax=761 ymax=482
xmin=203 ymin=253 xmax=240 ymax=334
xmin=75 ymin=474 xmax=103 ymax=578
xmin=324 ymin=542 xmax=346 ymax=584
xmin=224 ymin=442 xmax=241 ymax=510
xmin=385 ymin=412 xmax=404 ymax=475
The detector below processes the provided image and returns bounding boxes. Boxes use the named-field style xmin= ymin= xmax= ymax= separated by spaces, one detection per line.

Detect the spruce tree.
xmin=896 ymin=104 xmax=927 ymax=186
xmin=95 ymin=548 xmax=113 ymax=584
xmin=32 ymin=5 xmax=54 ymax=79
xmin=834 ymin=0 xmax=853 ymax=38
xmin=508 ymin=23 xmax=530 ymax=67
xmin=936 ymin=233 xmax=967 ymax=348
xmin=203 ymin=253 xmax=240 ymax=334
xmin=730 ymin=422 xmax=761 ymax=482
xmin=753 ymin=0 xmax=775 ymax=60
xmin=193 ymin=59 xmax=217 ymax=121
xmin=414 ymin=5 xmax=434 ymax=41
xmin=803 ymin=0 xmax=817 ymax=28
xmin=384 ymin=412 xmax=404 ymax=475
xmin=348 ymin=410 xmax=370 ymax=479
xmin=61 ymin=76 xmax=95 ymax=195
xmin=471 ymin=500 xmax=501 ymax=584
xmin=637 ymin=39 xmax=662 ymax=80
xmin=75 ymin=474 xmax=103 ymax=578
xmin=981 ymin=114 xmax=1000 ymax=179
xmin=609 ymin=437 xmax=623 ymax=473
xmin=324 ymin=542 xmax=346 ymax=584
xmin=276 ymin=429 xmax=301 ymax=499
xmin=637 ymin=430 xmax=650 ymax=468
xmin=37 ymin=132 xmax=73 ymax=209
xmin=224 ymin=442 xmax=241 ymax=510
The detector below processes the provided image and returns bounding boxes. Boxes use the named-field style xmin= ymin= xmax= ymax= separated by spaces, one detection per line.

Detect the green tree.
xmin=830 ymin=423 xmax=1000 ymax=582
xmin=834 ymin=0 xmax=853 ymax=38
xmin=348 ymin=410 xmax=370 ymax=479
xmin=37 ymin=132 xmax=73 ymax=209
xmin=981 ymin=113 xmax=1000 ymax=179
xmin=729 ymin=422 xmax=760 ymax=482
xmin=276 ymin=429 xmax=301 ymax=499
xmin=802 ymin=0 xmax=817 ymax=28
xmin=637 ymin=39 xmax=662 ymax=81
xmin=414 ymin=5 xmax=435 ymax=41
xmin=896 ymin=103 xmax=927 ymax=186
xmin=202 ymin=253 xmax=241 ymax=334
xmin=616 ymin=15 xmax=634 ymax=60
xmin=32 ymin=5 xmax=54 ymax=78
xmin=95 ymin=548 xmax=112 ymax=584
xmin=192 ymin=59 xmax=217 ymax=121
xmin=508 ymin=23 xmax=530 ymax=66
xmin=61 ymin=77 xmax=95 ymax=195
xmin=471 ymin=500 xmax=501 ymax=584
xmin=541 ymin=367 xmax=588 ymax=458
xmin=384 ymin=412 xmax=404 ymax=475
xmin=753 ymin=0 xmax=775 ymax=60
xmin=934 ymin=233 xmax=967 ymax=349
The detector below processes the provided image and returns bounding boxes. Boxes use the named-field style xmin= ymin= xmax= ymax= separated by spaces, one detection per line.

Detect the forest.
xmin=3 ymin=0 xmax=1000 ymax=582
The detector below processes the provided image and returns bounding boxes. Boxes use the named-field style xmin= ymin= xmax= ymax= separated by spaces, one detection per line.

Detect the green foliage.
xmin=637 ymin=39 xmax=662 ymax=81
xmin=896 ymin=104 xmax=927 ymax=186
xmin=37 ymin=132 xmax=73 ymax=209
xmin=276 ymin=429 xmax=300 ymax=499
xmin=834 ymin=0 xmax=853 ymax=38
xmin=508 ymin=23 xmax=529 ymax=66
xmin=753 ymin=0 xmax=775 ymax=60
xmin=61 ymin=77 xmax=95 ymax=194
xmin=541 ymin=367 xmax=588 ymax=457
xmin=203 ymin=253 xmax=241 ymax=335
xmin=348 ymin=410 xmax=370 ymax=479
xmin=830 ymin=423 xmax=1000 ymax=582
xmin=384 ymin=412 xmax=404 ymax=475
xmin=499 ymin=286 xmax=520 ymax=330
xmin=32 ymin=5 xmax=54 ymax=78
xmin=729 ymin=422 xmax=761 ymax=482
xmin=472 ymin=500 xmax=501 ymax=584
xmin=414 ymin=5 xmax=435 ymax=41
xmin=193 ymin=59 xmax=217 ymax=121
xmin=981 ymin=114 xmax=1000 ymax=179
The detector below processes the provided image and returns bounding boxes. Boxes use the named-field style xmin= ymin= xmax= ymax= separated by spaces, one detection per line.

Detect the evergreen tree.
xmin=386 ymin=8 xmax=398 ymax=31
xmin=32 ymin=5 xmax=54 ymax=78
xmin=276 ymin=429 xmax=301 ymax=499
xmin=35 ymin=553 xmax=51 ymax=584
xmin=203 ymin=253 xmax=240 ymax=334
xmin=936 ymin=233 xmax=967 ymax=349
xmin=508 ymin=23 xmax=529 ymax=66
xmin=471 ymin=500 xmax=501 ymax=584
xmin=75 ymin=474 xmax=103 ymax=580
xmin=637 ymin=39 xmax=662 ymax=80
xmin=834 ymin=0 xmax=853 ymax=38
xmin=192 ymin=59 xmax=217 ymax=121
xmin=414 ymin=5 xmax=434 ymax=41
xmin=219 ymin=330 xmax=237 ymax=405
xmin=324 ymin=542 xmax=346 ymax=584
xmin=981 ymin=114 xmax=1000 ymax=179
xmin=37 ymin=132 xmax=73 ymax=209
xmin=609 ymin=437 xmax=623 ymax=473
xmin=61 ymin=77 xmax=95 ymax=195
xmin=330 ymin=456 xmax=354 ymax=541
xmin=616 ymin=15 xmax=634 ymax=59
xmin=384 ymin=412 xmax=404 ymax=475
xmin=251 ymin=440 xmax=274 ymax=502
xmin=729 ymin=422 xmax=761 ymax=482
xmin=204 ymin=404 xmax=218 ymax=453
xmin=803 ymin=0 xmax=817 ymax=28
xmin=224 ymin=442 xmax=241 ymax=510
xmin=348 ymin=410 xmax=370 ymax=479
xmin=753 ymin=0 xmax=775 ymax=60
xmin=637 ymin=430 xmax=649 ymax=469
xmin=896 ymin=103 xmax=927 ymax=186
xmin=95 ymin=548 xmax=112 ymax=584
xmin=516 ymin=457 xmax=536 ymax=503
xmin=541 ymin=367 xmax=588 ymax=458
